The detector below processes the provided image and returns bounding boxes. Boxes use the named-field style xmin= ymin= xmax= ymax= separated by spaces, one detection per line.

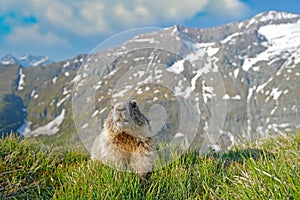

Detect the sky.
xmin=0 ymin=0 xmax=300 ymax=61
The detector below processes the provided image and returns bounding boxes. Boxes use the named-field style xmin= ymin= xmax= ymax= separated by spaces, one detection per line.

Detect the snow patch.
xmin=52 ymin=76 xmax=57 ymax=84
xmin=133 ymin=57 xmax=145 ymax=61
xmin=233 ymin=68 xmax=239 ymax=78
xmin=63 ymin=87 xmax=71 ymax=95
xmin=252 ymin=66 xmax=260 ymax=71
xmin=222 ymin=94 xmax=241 ymax=100
xmin=222 ymin=94 xmax=230 ymax=100
xmin=186 ymin=46 xmax=206 ymax=62
xmin=167 ymin=60 xmax=185 ymax=74
xmin=91 ymin=110 xmax=99 ymax=117
xmin=72 ymin=74 xmax=81 ymax=83
xmin=232 ymin=95 xmax=241 ymax=100
xmin=206 ymin=47 xmax=219 ymax=57
xmin=30 ymin=90 xmax=36 ymax=98
xmin=57 ymin=94 xmax=71 ymax=107
xmin=133 ymin=38 xmax=160 ymax=44
xmin=278 ymin=123 xmax=291 ymax=128
xmin=28 ymin=109 xmax=66 ymax=137
xmin=171 ymin=26 xmax=178 ymax=36
xmin=178 ymin=69 xmax=202 ymax=99
xmin=202 ymin=82 xmax=214 ymax=104
xmin=247 ymin=88 xmax=254 ymax=102
xmin=99 ymin=107 xmax=107 ymax=114
xmin=81 ymin=123 xmax=88 ymax=129
xmin=64 ymin=72 xmax=70 ymax=77
xmin=270 ymin=106 xmax=278 ymax=115
xmin=50 ymin=99 xmax=55 ymax=106
xmin=63 ymin=61 xmax=70 ymax=68
xmin=133 ymin=71 xmax=145 ymax=78
xmin=270 ymin=88 xmax=282 ymax=100
xmin=17 ymin=120 xmax=31 ymax=136
xmin=242 ymin=58 xmax=260 ymax=71
xmin=256 ymin=77 xmax=273 ymax=93
xmin=136 ymin=88 xmax=143 ymax=94
xmin=112 ymin=85 xmax=133 ymax=98
xmin=221 ymin=32 xmax=242 ymax=44
xmin=18 ymin=68 xmax=26 ymax=90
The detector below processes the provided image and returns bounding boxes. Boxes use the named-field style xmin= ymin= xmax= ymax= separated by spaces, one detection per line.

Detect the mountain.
xmin=0 ymin=54 xmax=53 ymax=67
xmin=0 ymin=11 xmax=299 ymax=152
xmin=0 ymin=54 xmax=19 ymax=65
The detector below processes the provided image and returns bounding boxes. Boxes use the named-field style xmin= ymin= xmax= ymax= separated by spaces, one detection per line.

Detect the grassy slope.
xmin=1 ymin=133 xmax=299 ymax=199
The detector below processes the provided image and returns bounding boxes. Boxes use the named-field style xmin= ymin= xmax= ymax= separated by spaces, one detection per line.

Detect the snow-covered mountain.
xmin=0 ymin=11 xmax=299 ymax=151
xmin=0 ymin=53 xmax=53 ymax=67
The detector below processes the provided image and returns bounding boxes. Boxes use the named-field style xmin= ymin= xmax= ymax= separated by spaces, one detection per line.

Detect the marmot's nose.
xmin=119 ymin=115 xmax=125 ymax=122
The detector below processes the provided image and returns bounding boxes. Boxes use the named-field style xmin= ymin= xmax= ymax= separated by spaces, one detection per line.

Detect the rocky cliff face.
xmin=1 ymin=11 xmax=299 ymax=151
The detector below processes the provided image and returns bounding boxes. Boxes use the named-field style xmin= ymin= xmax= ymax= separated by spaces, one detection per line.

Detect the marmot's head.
xmin=110 ymin=101 xmax=150 ymax=135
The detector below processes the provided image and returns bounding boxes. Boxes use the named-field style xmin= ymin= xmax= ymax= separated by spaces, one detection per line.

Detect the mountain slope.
xmin=0 ymin=11 xmax=299 ymax=150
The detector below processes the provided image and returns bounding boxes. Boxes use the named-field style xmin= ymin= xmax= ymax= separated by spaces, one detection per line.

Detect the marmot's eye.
xmin=111 ymin=105 xmax=114 ymax=109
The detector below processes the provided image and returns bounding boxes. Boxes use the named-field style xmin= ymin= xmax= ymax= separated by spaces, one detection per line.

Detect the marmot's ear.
xmin=130 ymin=100 xmax=137 ymax=108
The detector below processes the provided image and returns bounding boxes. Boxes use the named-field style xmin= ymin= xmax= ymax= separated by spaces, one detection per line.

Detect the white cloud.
xmin=142 ymin=0 xmax=209 ymax=21
xmin=113 ymin=3 xmax=154 ymax=27
xmin=207 ymin=0 xmax=250 ymax=18
xmin=79 ymin=2 xmax=109 ymax=32
xmin=0 ymin=0 xmax=249 ymax=36
xmin=29 ymin=0 xmax=110 ymax=35
xmin=7 ymin=24 xmax=70 ymax=48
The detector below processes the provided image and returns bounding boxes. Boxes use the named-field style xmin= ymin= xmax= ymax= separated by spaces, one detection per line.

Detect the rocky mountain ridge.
xmin=0 ymin=54 xmax=53 ymax=67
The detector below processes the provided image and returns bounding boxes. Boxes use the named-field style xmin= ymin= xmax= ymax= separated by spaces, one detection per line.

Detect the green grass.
xmin=1 ymin=133 xmax=300 ymax=199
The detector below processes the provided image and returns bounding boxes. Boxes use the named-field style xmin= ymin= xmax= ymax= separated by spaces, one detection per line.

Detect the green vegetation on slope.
xmin=1 ymin=133 xmax=300 ymax=199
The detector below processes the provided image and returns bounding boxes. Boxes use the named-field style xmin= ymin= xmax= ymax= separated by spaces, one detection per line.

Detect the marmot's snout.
xmin=112 ymin=102 xmax=132 ymax=125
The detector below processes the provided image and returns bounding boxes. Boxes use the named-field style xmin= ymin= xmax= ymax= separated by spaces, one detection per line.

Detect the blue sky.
xmin=0 ymin=0 xmax=299 ymax=61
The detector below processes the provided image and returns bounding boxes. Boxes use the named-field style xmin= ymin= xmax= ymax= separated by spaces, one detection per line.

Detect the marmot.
xmin=91 ymin=100 xmax=155 ymax=179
